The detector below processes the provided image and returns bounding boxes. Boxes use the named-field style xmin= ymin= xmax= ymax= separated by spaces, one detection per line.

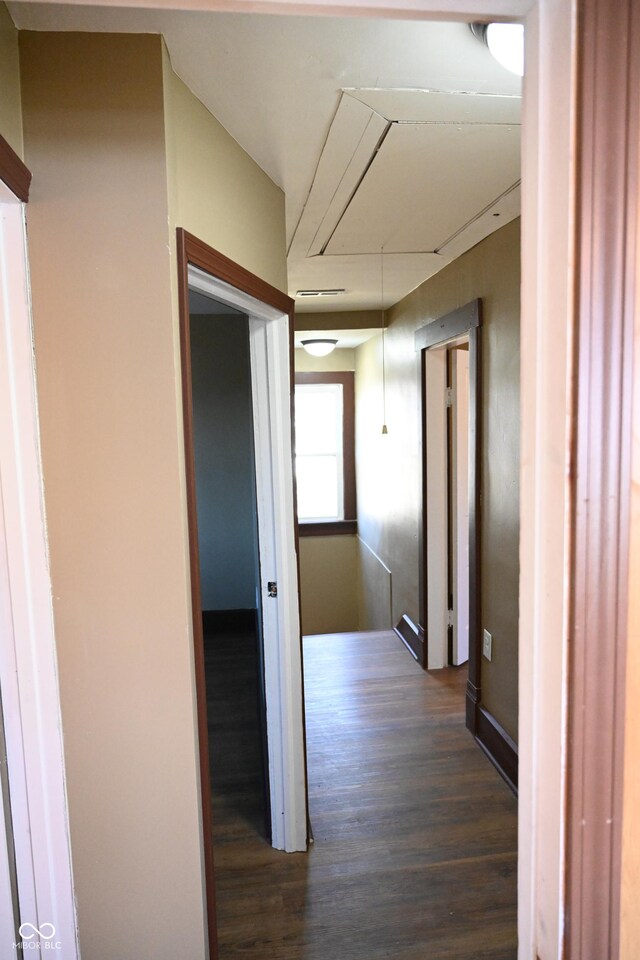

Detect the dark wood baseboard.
xmin=474 ymin=705 xmax=518 ymax=795
xmin=298 ymin=520 xmax=357 ymax=537
xmin=465 ymin=679 xmax=481 ymax=734
xmin=202 ymin=609 xmax=257 ymax=635
xmin=394 ymin=614 xmax=425 ymax=666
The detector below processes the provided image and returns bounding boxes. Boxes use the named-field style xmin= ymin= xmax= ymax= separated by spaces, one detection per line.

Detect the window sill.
xmin=298 ymin=520 xmax=358 ymax=537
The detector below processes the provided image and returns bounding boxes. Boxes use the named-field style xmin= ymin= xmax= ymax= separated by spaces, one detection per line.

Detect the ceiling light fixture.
xmin=470 ymin=22 xmax=524 ymax=77
xmin=301 ymin=339 xmax=338 ymax=357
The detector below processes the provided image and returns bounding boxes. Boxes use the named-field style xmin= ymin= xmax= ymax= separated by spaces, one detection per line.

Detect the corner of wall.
xmin=161 ymin=53 xmax=288 ymax=294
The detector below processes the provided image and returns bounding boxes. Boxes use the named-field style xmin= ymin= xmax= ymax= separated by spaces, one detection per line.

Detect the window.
xmin=294 ymin=372 xmax=356 ymax=535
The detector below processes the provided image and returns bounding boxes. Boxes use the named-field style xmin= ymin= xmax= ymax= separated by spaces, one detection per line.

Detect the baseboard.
xmin=465 ymin=679 xmax=481 ymax=734
xmin=202 ymin=609 xmax=257 ymax=635
xmin=474 ymin=705 xmax=518 ymax=795
xmin=394 ymin=614 xmax=426 ymax=667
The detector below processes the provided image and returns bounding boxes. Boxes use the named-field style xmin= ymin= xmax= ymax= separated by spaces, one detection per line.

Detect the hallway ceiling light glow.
xmin=470 ymin=22 xmax=524 ymax=77
xmin=301 ymin=339 xmax=338 ymax=357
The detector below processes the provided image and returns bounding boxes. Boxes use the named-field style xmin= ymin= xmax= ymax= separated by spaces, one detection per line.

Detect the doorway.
xmin=188 ymin=291 xmax=271 ymax=845
xmin=177 ymin=230 xmax=308 ymax=951
xmin=419 ymin=301 xmax=481 ymax=685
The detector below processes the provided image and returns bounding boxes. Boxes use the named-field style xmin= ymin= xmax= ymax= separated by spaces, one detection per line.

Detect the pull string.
xmin=381 ymin=246 xmax=388 ymax=435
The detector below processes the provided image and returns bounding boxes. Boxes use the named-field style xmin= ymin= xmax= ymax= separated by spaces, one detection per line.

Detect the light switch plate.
xmin=483 ymin=629 xmax=493 ymax=661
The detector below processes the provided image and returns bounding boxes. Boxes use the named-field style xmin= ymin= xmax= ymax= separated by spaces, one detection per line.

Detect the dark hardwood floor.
xmin=207 ymin=629 xmax=517 ymax=960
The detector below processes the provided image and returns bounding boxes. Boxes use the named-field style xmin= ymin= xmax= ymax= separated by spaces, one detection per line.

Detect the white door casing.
xmin=452 ymin=347 xmax=470 ymax=666
xmin=424 ymin=346 xmax=448 ymax=670
xmin=0 ymin=180 xmax=78 ymax=957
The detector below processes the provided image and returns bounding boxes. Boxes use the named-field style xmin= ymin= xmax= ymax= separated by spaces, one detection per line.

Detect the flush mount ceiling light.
xmin=470 ymin=22 xmax=524 ymax=76
xmin=301 ymin=339 xmax=338 ymax=357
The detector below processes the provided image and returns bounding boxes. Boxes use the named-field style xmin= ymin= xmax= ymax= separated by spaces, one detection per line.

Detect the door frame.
xmin=449 ymin=343 xmax=470 ymax=668
xmin=176 ymin=229 xmax=307 ymax=956
xmin=0 ymin=160 xmax=78 ymax=954
xmin=417 ymin=301 xmax=481 ymax=711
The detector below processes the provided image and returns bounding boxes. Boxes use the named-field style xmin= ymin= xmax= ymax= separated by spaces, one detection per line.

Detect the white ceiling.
xmin=10 ymin=4 xmax=522 ymax=313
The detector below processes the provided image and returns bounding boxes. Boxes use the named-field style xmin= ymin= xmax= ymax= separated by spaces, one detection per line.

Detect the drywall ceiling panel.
xmin=437 ymin=181 xmax=521 ymax=259
xmin=324 ymin=121 xmax=520 ymax=256
xmin=289 ymin=251 xmax=444 ymax=313
xmin=306 ymin=113 xmax=390 ymax=256
xmin=344 ymin=88 xmax=521 ymax=124
xmin=289 ymin=94 xmax=387 ymax=258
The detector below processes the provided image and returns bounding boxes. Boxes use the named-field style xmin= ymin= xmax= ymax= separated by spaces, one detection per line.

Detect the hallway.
xmin=210 ymin=630 xmax=517 ymax=960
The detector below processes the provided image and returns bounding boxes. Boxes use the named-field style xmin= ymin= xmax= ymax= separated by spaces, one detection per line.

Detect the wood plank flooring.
xmin=207 ymin=630 xmax=517 ymax=960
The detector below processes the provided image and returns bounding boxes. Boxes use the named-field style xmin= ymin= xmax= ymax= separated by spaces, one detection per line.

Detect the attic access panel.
xmin=323 ymin=121 xmax=521 ymax=256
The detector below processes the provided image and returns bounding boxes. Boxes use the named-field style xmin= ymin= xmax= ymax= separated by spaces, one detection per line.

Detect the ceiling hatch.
xmin=289 ymin=89 xmax=521 ymax=309
xmin=323 ymin=121 xmax=520 ymax=256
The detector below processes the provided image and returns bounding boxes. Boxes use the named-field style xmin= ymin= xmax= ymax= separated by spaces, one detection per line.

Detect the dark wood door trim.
xmin=0 ymin=133 xmax=31 ymax=202
xmin=565 ymin=0 xmax=639 ymax=956
xmin=416 ymin=300 xmax=482 ymax=737
xmin=177 ymin=229 xmax=298 ymax=959
xmin=179 ymin=230 xmax=293 ymax=315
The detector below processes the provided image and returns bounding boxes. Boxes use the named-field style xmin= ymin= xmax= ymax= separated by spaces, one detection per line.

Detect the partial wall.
xmin=20 ymin=32 xmax=207 ymax=960
xmin=19 ymin=30 xmax=291 ymax=960
xmin=298 ymin=535 xmax=359 ymax=635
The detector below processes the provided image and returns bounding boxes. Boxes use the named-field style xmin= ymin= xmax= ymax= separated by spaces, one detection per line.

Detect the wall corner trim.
xmin=394 ymin=614 xmax=425 ymax=665
xmin=0 ymin=133 xmax=31 ymax=202
xmin=474 ymin=704 xmax=518 ymax=795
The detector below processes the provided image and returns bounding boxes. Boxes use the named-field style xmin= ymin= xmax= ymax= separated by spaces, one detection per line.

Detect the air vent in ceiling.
xmin=296 ymin=288 xmax=346 ymax=298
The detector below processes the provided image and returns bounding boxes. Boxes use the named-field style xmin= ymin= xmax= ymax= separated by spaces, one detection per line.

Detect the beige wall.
xmin=355 ymin=219 xmax=520 ymax=739
xmin=18 ymin=30 xmax=289 ymax=960
xmin=0 ymin=3 xmax=23 ymax=157
xmin=296 ymin=309 xmax=384 ymax=331
xmin=294 ymin=347 xmax=356 ymax=373
xmin=163 ymin=45 xmax=287 ymax=293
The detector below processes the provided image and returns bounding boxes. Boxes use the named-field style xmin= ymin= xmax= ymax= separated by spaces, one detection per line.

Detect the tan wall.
xmin=298 ymin=535 xmax=359 ymax=635
xmin=295 ymin=309 xmax=383 ymax=331
xmin=0 ymin=3 xmax=23 ymax=157
xmin=294 ymin=347 xmax=356 ymax=373
xmin=19 ymin=32 xmax=206 ymax=960
xmin=355 ymin=219 xmax=521 ymax=739
xmin=357 ymin=536 xmax=392 ymax=630
xmin=163 ymin=46 xmax=287 ymax=293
